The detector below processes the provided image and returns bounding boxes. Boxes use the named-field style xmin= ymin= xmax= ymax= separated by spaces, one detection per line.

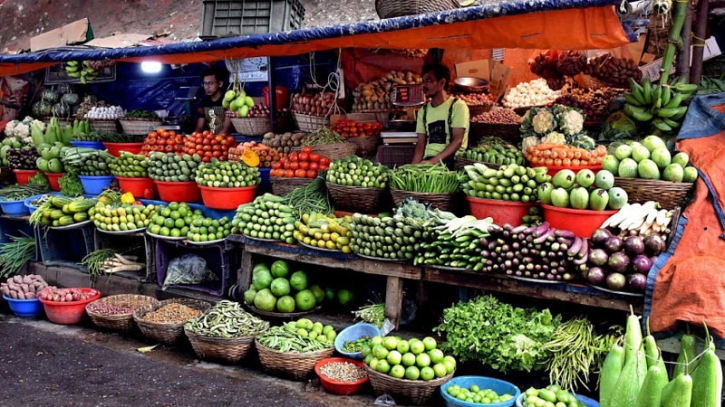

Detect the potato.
xmin=13 ymin=275 xmax=23 ymax=284
xmin=10 ymin=291 xmax=18 ymax=299
xmin=1 ymin=286 xmax=9 ymax=297
xmin=23 ymin=275 xmax=33 ymax=284
xmin=16 ymin=292 xmax=25 ymax=300
xmin=25 ymin=292 xmax=35 ymax=299
xmin=66 ymin=293 xmax=73 ymax=302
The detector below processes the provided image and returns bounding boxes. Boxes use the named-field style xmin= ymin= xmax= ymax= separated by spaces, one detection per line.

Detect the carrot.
xmin=563 ymin=158 xmax=571 ymax=166
xmin=572 ymin=159 xmax=581 ymax=166
xmin=580 ymin=160 xmax=589 ymax=166
xmin=545 ymin=158 xmax=554 ymax=166
xmin=554 ymin=159 xmax=563 ymax=166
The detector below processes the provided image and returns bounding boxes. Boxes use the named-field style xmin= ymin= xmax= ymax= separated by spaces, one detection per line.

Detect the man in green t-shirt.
xmin=412 ymin=63 xmax=470 ymax=167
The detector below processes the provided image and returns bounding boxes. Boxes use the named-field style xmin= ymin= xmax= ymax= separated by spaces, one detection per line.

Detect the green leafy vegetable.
xmin=0 ymin=234 xmax=36 ymax=279
xmin=59 ymin=173 xmax=84 ymax=197
xmin=28 ymin=172 xmax=50 ymax=190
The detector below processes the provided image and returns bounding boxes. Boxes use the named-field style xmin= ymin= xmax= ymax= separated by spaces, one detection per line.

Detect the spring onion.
xmin=0 ymin=234 xmax=37 ymax=279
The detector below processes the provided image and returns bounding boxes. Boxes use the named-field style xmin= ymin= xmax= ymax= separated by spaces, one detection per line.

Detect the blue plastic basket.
xmin=516 ymin=393 xmax=599 ymax=407
xmin=334 ymin=323 xmax=381 ymax=360
xmin=259 ymin=167 xmax=272 ymax=194
xmin=0 ymin=198 xmax=30 ymax=216
xmin=79 ymin=175 xmax=115 ymax=195
xmin=3 ymin=295 xmax=44 ymax=318
xmin=70 ymin=141 xmax=105 ymax=150
xmin=441 ymin=376 xmax=521 ymax=407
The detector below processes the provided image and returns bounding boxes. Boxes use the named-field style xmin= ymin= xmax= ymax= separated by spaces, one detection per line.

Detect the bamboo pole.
xmin=689 ymin=0 xmax=709 ymax=84
xmin=659 ymin=0 xmax=689 ymax=86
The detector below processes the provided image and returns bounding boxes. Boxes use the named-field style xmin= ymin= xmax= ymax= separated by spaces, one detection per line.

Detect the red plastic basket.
xmin=39 ymin=288 xmax=101 ymax=325
xmin=103 ymin=142 xmax=144 ymax=157
xmin=13 ymin=169 xmax=39 ymax=185
xmin=118 ymin=177 xmax=157 ymax=199
xmin=154 ymin=181 xmax=201 ymax=203
xmin=199 ymin=185 xmax=256 ymax=210
xmin=45 ymin=172 xmax=63 ymax=191
xmin=541 ymin=203 xmax=618 ymax=238
xmin=467 ymin=196 xmax=535 ymax=226
xmin=314 ymin=357 xmax=369 ymax=395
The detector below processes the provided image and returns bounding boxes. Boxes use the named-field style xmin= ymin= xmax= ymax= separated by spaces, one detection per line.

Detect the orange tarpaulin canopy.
xmin=0 ymin=6 xmax=629 ymax=77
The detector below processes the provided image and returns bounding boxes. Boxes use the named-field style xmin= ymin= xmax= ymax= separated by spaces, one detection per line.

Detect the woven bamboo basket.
xmin=133 ymin=298 xmax=211 ymax=346
xmin=230 ymin=116 xmax=272 ymax=136
xmin=119 ymin=119 xmax=162 ymax=135
xmin=614 ymin=177 xmax=694 ymax=210
xmin=270 ymin=176 xmax=313 ymax=196
xmin=86 ymin=294 xmax=160 ymax=332
xmin=390 ymin=189 xmax=456 ymax=212
xmin=255 ymin=338 xmax=334 ymax=380
xmin=469 ymin=123 xmax=521 ymax=142
xmin=582 ymin=74 xmax=627 ymax=90
xmin=375 ymin=0 xmax=459 ymax=19
xmin=89 ymin=119 xmax=119 ymax=133
xmin=326 ymin=181 xmax=386 ymax=213
xmin=310 ymin=142 xmax=358 ymax=160
xmin=185 ymin=328 xmax=257 ymax=364
xmin=365 ymin=365 xmax=454 ymax=405
xmin=292 ymin=113 xmax=329 ymax=133
xmin=348 ymin=135 xmax=380 ymax=158
xmin=454 ymin=156 xmax=501 ymax=171
xmin=468 ymin=104 xmax=494 ymax=117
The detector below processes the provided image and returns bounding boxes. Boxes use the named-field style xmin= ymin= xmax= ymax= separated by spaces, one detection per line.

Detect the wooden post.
xmin=384 ymin=276 xmax=403 ymax=330
xmin=676 ymin=0 xmax=694 ymax=78
xmin=690 ymin=0 xmax=710 ymax=84
xmin=238 ymin=249 xmax=253 ymax=291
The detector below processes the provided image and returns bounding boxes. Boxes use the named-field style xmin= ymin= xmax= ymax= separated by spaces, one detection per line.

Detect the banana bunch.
xmin=623 ymin=76 xmax=698 ymax=133
xmin=65 ymin=61 xmax=99 ymax=84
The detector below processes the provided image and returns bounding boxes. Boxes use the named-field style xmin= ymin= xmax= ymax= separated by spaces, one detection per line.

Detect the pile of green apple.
xmin=602 ymin=135 xmax=697 ymax=183
xmin=538 ymin=169 xmax=628 ymax=211
xmin=363 ymin=335 xmax=456 ymax=381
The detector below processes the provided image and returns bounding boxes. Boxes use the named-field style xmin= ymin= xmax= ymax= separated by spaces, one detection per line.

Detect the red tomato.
xmin=271 ymin=162 xmax=281 ymax=170
xmin=306 ymin=170 xmax=317 ymax=178
xmin=301 ymin=146 xmax=312 ymax=154
xmin=283 ymin=161 xmax=290 ymax=170
xmin=212 ymin=150 xmax=222 ymax=158
xmin=309 ymin=153 xmax=321 ymax=162
xmin=319 ymin=163 xmax=329 ymax=171
xmin=299 ymin=153 xmax=309 ymax=162
xmin=290 ymin=162 xmax=299 ymax=171
xmin=309 ymin=162 xmax=319 ymax=170
xmin=202 ymin=145 xmax=212 ymax=152
xmin=289 ymin=152 xmax=299 ymax=162
xmin=320 ymin=157 xmax=331 ymax=166
xmin=299 ymin=161 xmax=309 ymax=170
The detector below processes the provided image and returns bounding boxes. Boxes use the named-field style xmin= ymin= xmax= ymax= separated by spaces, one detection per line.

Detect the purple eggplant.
xmin=644 ymin=235 xmax=666 ymax=257
xmin=623 ymin=236 xmax=645 ymax=256
xmin=632 ymin=255 xmax=653 ymax=274
xmin=588 ymin=248 xmax=609 ymax=267
xmin=591 ymin=228 xmax=613 ymax=247
xmin=606 ymin=272 xmax=627 ymax=291
xmin=587 ymin=267 xmax=607 ymax=285
xmin=607 ymin=251 xmax=630 ymax=273
xmin=627 ymin=273 xmax=647 ymax=292
xmin=604 ymin=236 xmax=624 ymax=254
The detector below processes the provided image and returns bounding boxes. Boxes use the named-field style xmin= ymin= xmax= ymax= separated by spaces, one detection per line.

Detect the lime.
xmin=211 ymin=220 xmax=220 ymax=228
xmin=163 ymin=218 xmax=175 ymax=228
xmin=154 ymin=216 xmax=164 ymax=226
xmin=168 ymin=202 xmax=180 ymax=211
xmin=193 ymin=218 xmax=204 ymax=227
xmin=178 ymin=206 xmax=189 ymax=217
xmin=149 ymin=224 xmax=160 ymax=234
xmin=170 ymin=211 xmax=180 ymax=220
xmin=180 ymin=226 xmax=189 ymax=236
xmin=193 ymin=209 xmax=203 ymax=217
xmin=160 ymin=208 xmax=171 ymax=217
xmin=203 ymin=218 xmax=213 ymax=227
xmin=170 ymin=228 xmax=181 ymax=238
xmin=174 ymin=218 xmax=185 ymax=228
xmin=160 ymin=226 xmax=170 ymax=236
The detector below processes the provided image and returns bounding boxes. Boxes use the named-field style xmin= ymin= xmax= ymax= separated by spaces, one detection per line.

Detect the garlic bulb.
xmin=85 ymin=105 xmax=126 ymax=120
xmin=503 ymin=79 xmax=560 ymax=109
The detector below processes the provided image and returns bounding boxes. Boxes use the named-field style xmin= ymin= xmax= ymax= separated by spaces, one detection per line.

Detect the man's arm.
xmin=221 ymin=116 xmax=233 ymax=135
xmin=421 ymin=128 xmax=464 ymax=165
xmin=411 ymin=133 xmax=427 ymax=164
xmin=194 ymin=117 xmax=205 ymax=133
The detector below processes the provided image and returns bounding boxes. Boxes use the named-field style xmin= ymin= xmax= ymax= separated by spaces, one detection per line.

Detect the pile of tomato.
xmin=182 ymin=131 xmax=237 ymax=163
xmin=330 ymin=120 xmax=384 ymax=138
xmin=270 ymin=146 xmax=331 ymax=178
xmin=141 ymin=129 xmax=184 ymax=156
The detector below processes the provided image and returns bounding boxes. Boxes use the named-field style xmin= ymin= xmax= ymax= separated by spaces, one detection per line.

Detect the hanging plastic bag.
xmin=162 ymin=254 xmax=217 ymax=288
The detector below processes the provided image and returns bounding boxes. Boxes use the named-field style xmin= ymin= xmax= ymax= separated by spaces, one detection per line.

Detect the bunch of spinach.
xmin=434 ymin=295 xmax=561 ymax=373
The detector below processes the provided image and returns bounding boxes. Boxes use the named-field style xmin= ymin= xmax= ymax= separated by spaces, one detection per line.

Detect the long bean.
xmin=391 ymin=163 xmax=460 ymax=193
xmin=185 ymin=300 xmax=269 ymax=338
xmin=0 ymin=184 xmax=47 ymax=201
xmin=302 ymin=128 xmax=346 ymax=146
xmin=284 ymin=177 xmax=334 ymax=217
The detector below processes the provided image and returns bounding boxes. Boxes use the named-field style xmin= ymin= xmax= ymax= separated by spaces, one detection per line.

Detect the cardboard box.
xmin=30 ymin=19 xmax=94 ymax=52
xmin=639 ymin=58 xmax=676 ymax=81
xmin=455 ymin=59 xmax=512 ymax=102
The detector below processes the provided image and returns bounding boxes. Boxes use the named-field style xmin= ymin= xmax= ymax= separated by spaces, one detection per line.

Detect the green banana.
xmin=670 ymin=106 xmax=689 ymax=120
xmin=665 ymin=93 xmax=683 ymax=109
xmin=653 ymin=85 xmax=663 ymax=106
xmin=674 ymin=83 xmax=698 ymax=93
xmin=653 ymin=119 xmax=673 ymax=132
xmin=663 ymin=118 xmax=681 ymax=128
xmin=66 ymin=65 xmax=78 ymax=73
xmin=67 ymin=71 xmax=81 ymax=78
xmin=661 ymin=85 xmax=671 ymax=107
xmin=624 ymin=104 xmax=649 ymax=116
xmin=66 ymin=60 xmax=79 ymax=67
xmin=629 ymin=78 xmax=647 ymax=105
xmin=625 ymin=93 xmax=643 ymax=107
xmin=642 ymin=77 xmax=653 ymax=105
xmin=657 ymin=107 xmax=681 ymax=118
xmin=628 ymin=109 xmax=655 ymax=122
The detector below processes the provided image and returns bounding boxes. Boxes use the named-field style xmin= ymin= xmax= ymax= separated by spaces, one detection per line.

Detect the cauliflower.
xmin=4 ymin=120 xmax=18 ymax=137
xmin=554 ymin=105 xmax=585 ymax=136
xmin=12 ymin=123 xmax=30 ymax=138
xmin=541 ymin=131 xmax=566 ymax=145
xmin=532 ymin=110 xmax=556 ymax=135
xmin=522 ymin=135 xmax=541 ymax=153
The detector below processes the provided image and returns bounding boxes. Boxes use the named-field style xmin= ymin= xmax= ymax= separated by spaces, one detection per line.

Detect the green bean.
xmin=185 ymin=300 xmax=269 ymax=338
xmin=302 ymin=128 xmax=346 ymax=146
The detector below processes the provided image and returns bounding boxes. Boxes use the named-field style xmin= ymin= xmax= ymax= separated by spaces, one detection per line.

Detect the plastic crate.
xmin=376 ymin=144 xmax=416 ymax=168
xmin=232 ymin=134 xmax=264 ymax=144
xmin=155 ymin=239 xmax=237 ymax=297
xmin=35 ymin=224 xmax=94 ymax=270
xmin=201 ymin=0 xmax=305 ymax=38
xmin=0 ymin=216 xmax=36 ymax=253
xmin=93 ymin=229 xmax=156 ymax=283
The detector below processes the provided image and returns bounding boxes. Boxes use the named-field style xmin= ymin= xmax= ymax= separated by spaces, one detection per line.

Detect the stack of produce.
xmin=364 ymin=335 xmax=456 ymax=381
xmin=539 ymin=169 xmax=628 ymax=211
xmin=284 ymin=177 xmax=335 ymax=218
xmin=520 ymin=386 xmax=587 ymax=407
xmin=244 ymin=261 xmax=323 ymax=313
xmin=261 ymin=132 xmax=307 ymax=154
xmin=84 ymin=106 xmax=125 ymax=120
xmin=520 ymin=104 xmax=594 ymax=148
xmin=230 ymin=141 xmax=283 ymax=168
xmin=447 ymin=384 xmax=515 ymax=405
xmin=462 ymin=163 xmax=551 ymax=203
xmin=290 ymin=92 xmax=339 ymax=117
xmin=349 ymin=212 xmax=425 ymax=260
xmin=36 ymin=142 xmax=67 ymax=174
xmin=147 ymin=152 xmax=202 ymax=182
xmin=352 ymin=71 xmax=422 ymax=112
xmin=233 ymin=193 xmax=296 ymax=243
xmin=0 ymin=235 xmax=37 ymax=279
xmin=470 ymin=108 xmax=522 ymax=125
xmin=38 ymin=286 xmax=98 ymax=302
xmin=293 ymin=213 xmax=352 ymax=253
xmin=7 ymin=147 xmax=40 ymax=170
xmin=583 ymin=53 xmax=642 ymax=88
xmin=414 ymin=211 xmax=495 ymax=270
xmin=502 ymin=79 xmax=560 ymax=109
xmin=600 ymin=311 xmax=722 ymax=407
xmin=258 ymin=318 xmax=337 ymax=349
xmin=29 ymin=195 xmax=97 ymax=227
xmin=330 ymin=119 xmax=383 ymax=138
xmin=72 ymin=95 xmax=106 ymax=121
xmin=77 ymin=150 xmax=115 ymax=176
xmin=480 ymin=222 xmax=586 ymax=281
xmin=2 ymin=118 xmax=42 ymax=167
xmin=457 ymin=137 xmax=524 ymax=165
xmin=326 ymin=156 xmax=389 ymax=188
xmin=525 ymin=144 xmax=607 ymax=168
xmin=584 ymin=228 xmax=666 ymax=293
xmin=185 ymin=300 xmax=269 ymax=337
xmin=64 ymin=120 xmax=92 ymax=141
xmin=58 ymin=173 xmax=85 ymax=197
xmin=221 ymin=89 xmax=254 ymax=117
xmin=110 ymin=152 xmax=150 ymax=178
xmin=0 ymin=184 xmax=47 ymax=203
xmin=602 ymin=136 xmax=697 ymax=183
xmin=140 ymin=129 xmax=184 ymax=156
xmin=521 ymin=206 xmax=544 ymax=226
xmin=451 ymin=92 xmax=495 ymax=107
xmin=146 ymin=202 xmax=202 ymax=238
xmin=528 ymin=50 xmax=586 ymax=90
xmin=141 ymin=303 xmax=203 ymax=323
xmin=181 ymin=131 xmax=237 ymax=162
xmin=601 ymin=201 xmax=674 ymax=239
xmin=623 ymin=76 xmax=697 ymax=134
xmin=124 ymin=109 xmax=159 ymax=120
xmin=302 ymin=128 xmax=346 ymax=146
xmin=195 ymin=159 xmax=260 ymax=188
xmin=187 ymin=215 xmax=234 ymax=243
xmin=557 ymin=85 xmax=625 ymax=124
xmin=1 ymin=275 xmax=48 ymax=299
xmin=90 ymin=202 xmax=158 ymax=232
xmin=269 ymin=148 xmax=329 ymax=179
xmin=64 ymin=60 xmax=103 ymax=84
xmin=391 ymin=163 xmax=460 ymax=193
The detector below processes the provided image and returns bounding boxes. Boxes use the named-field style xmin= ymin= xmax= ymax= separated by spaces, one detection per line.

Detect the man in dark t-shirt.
xmin=194 ymin=67 xmax=232 ymax=134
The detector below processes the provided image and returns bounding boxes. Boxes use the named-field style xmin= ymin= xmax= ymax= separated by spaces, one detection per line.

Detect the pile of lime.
xmin=446 ymin=384 xmax=515 ymax=405
xmin=187 ymin=215 xmax=235 ymax=243
xmin=147 ymin=202 xmax=202 ymax=238
xmin=364 ymin=335 xmax=456 ymax=381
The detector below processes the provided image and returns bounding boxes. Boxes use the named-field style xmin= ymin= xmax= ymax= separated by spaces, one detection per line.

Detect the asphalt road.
xmin=0 ymin=313 xmax=384 ymax=407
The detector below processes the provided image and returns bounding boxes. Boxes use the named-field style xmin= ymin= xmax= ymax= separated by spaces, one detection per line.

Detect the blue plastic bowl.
xmin=24 ymin=192 xmax=64 ymax=214
xmin=441 ymin=376 xmax=521 ymax=407
xmin=79 ymin=175 xmax=115 ymax=195
xmin=516 ymin=393 xmax=599 ymax=407
xmin=334 ymin=323 xmax=382 ymax=360
xmin=3 ymin=295 xmax=44 ymax=318
xmin=0 ymin=198 xmax=31 ymax=216
xmin=70 ymin=140 xmax=105 ymax=150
